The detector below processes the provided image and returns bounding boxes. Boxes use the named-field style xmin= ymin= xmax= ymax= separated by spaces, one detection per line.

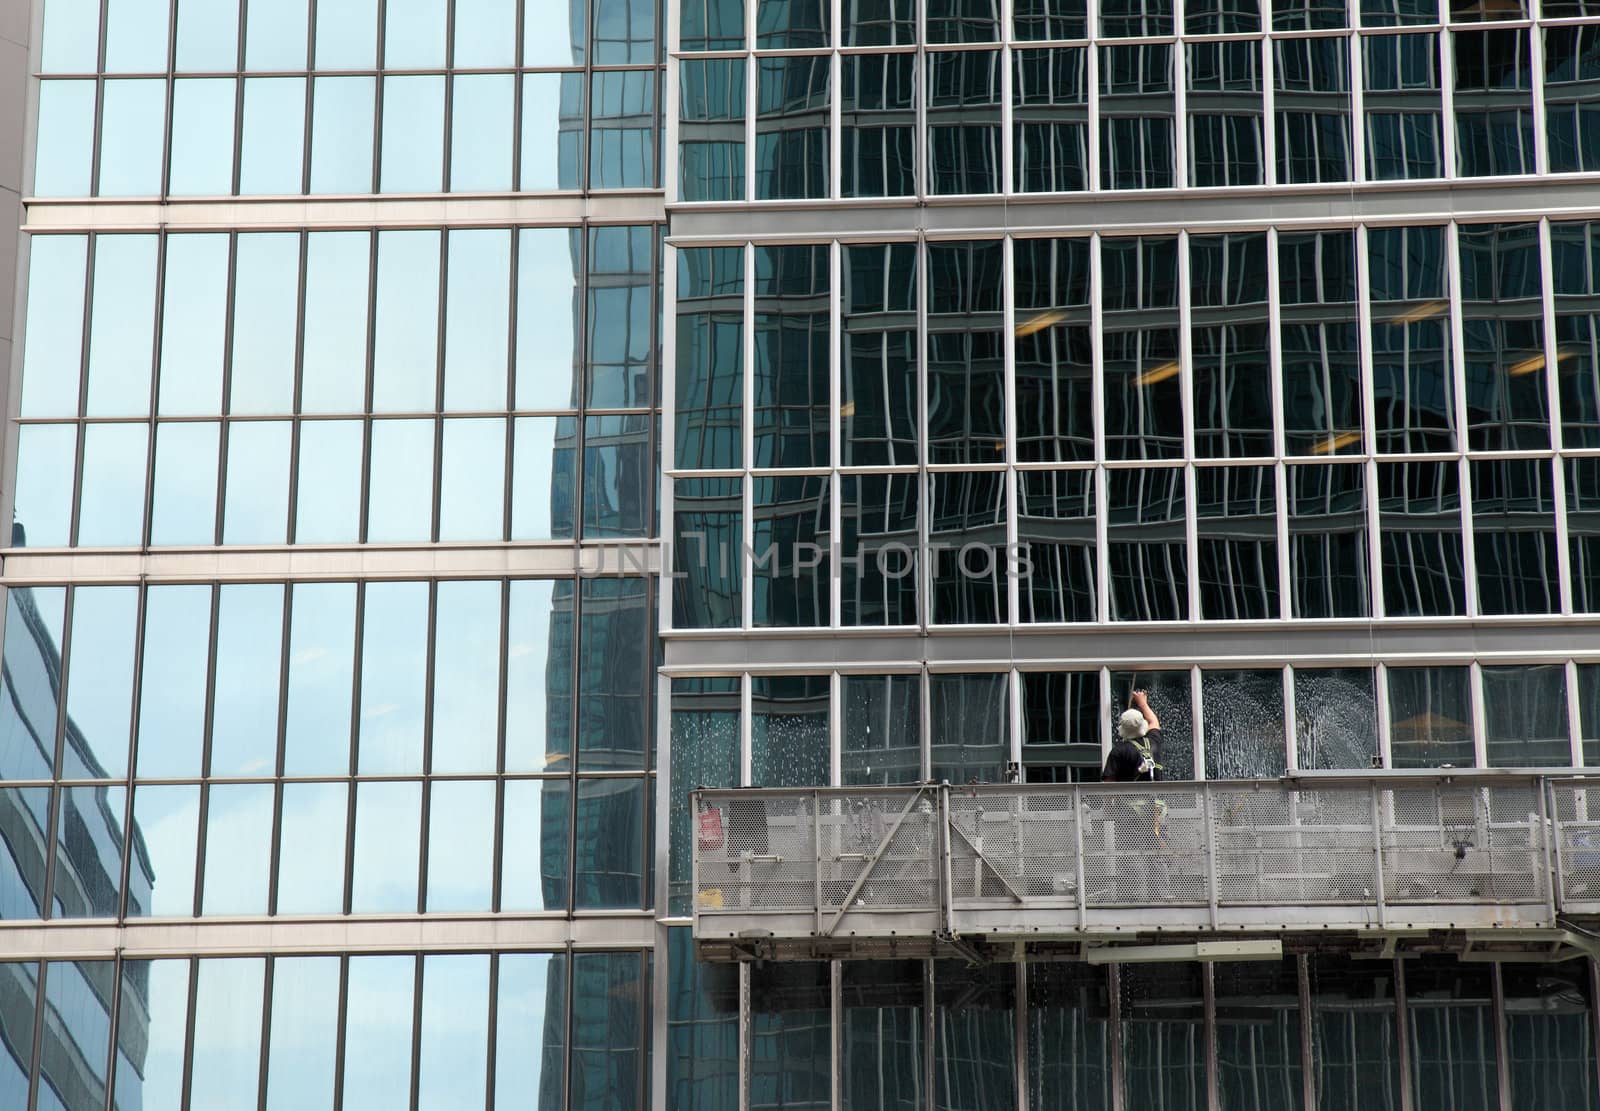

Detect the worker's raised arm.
xmin=1131 ymin=689 xmax=1161 ymax=732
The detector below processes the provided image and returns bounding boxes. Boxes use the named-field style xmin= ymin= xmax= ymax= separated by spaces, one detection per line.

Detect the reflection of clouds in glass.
xmin=277 ymin=782 xmax=348 ymax=915
xmin=342 ymin=956 xmax=415 ymax=1110
xmin=136 ymin=585 xmax=212 ymax=778
xmin=265 ymin=956 xmax=339 ymax=1110
xmin=418 ymin=954 xmax=490 ymax=1108
xmin=358 ymin=582 xmax=428 ymax=774
xmin=202 ymin=784 xmax=273 ymax=915
xmin=130 ymin=785 xmax=198 ymax=918
xmin=211 ymin=584 xmax=283 ymax=776
xmin=285 ymin=583 xmax=355 ymax=776
xmin=351 ymin=781 xmax=420 ymax=913
xmin=431 ymin=581 xmax=501 ymax=773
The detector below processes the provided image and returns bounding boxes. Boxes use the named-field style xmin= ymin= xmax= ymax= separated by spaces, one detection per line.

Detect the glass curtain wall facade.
xmin=3 ymin=0 xmax=662 ymax=1108
xmin=664 ymin=0 xmax=1600 ymax=1109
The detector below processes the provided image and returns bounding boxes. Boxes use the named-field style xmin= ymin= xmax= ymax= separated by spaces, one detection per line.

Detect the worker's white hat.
xmin=1118 ymin=708 xmax=1149 ymax=740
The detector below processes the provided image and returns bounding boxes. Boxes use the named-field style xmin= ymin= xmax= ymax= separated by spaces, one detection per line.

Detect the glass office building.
xmin=0 ymin=0 xmax=1599 ymax=1108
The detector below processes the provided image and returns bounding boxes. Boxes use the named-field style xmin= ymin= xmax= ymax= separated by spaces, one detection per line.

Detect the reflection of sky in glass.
xmin=175 ymin=0 xmax=238 ymax=70
xmin=505 ymin=580 xmax=563 ymax=771
xmin=351 ymin=781 xmax=420 ymax=912
xmin=284 ymin=583 xmax=355 ymax=776
xmin=64 ymin=586 xmax=139 ymax=779
xmin=150 ymin=421 xmax=219 ymax=544
xmin=426 ymin=780 xmax=495 ymax=911
xmin=245 ymin=0 xmax=307 ymax=68
xmin=276 ymin=782 xmax=348 ymax=914
xmin=445 ymin=229 xmax=512 ymax=408
xmin=358 ymin=581 xmax=428 ymax=773
xmin=316 ymin=0 xmax=378 ymax=68
xmin=342 ymin=956 xmax=415 ymax=1110
xmin=432 ymin=581 xmax=501 ymax=773
xmin=158 ymin=234 xmax=228 ymax=413
xmin=223 ymin=421 xmax=292 ymax=543
xmin=265 ymin=956 xmax=340 ymax=1110
xmin=497 ymin=953 xmax=562 ymax=1105
xmin=231 ymin=234 xmax=300 ymax=413
xmin=136 ymin=585 xmax=211 ymax=777
xmin=367 ymin=418 xmax=434 ymax=542
xmin=189 ymin=959 xmax=264 ymax=1111
xmin=19 ymin=235 xmax=85 ymax=417
xmin=170 ymin=80 xmax=237 ymax=195
xmin=419 ymin=954 xmax=490 ymax=1108
xmin=116 ymin=959 xmax=189 ymax=1109
xmin=202 ymin=783 xmax=273 ymax=914
xmin=86 ymin=236 xmax=157 ymax=417
xmin=130 ymin=785 xmax=198 ymax=917
xmin=373 ymin=231 xmax=441 ymax=410
xmin=501 ymin=779 xmax=568 ymax=911
xmin=302 ymin=233 xmax=372 ymax=412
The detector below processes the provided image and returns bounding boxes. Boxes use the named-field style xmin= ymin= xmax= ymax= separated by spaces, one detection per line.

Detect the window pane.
xmin=310 ymin=76 xmax=376 ymax=194
xmin=315 ymin=0 xmax=379 ymax=67
xmin=149 ymin=421 xmax=220 ymax=544
xmin=77 ymin=423 xmax=148 ymax=546
xmin=929 ymin=471 xmax=1006 ymax=625
xmin=264 ymin=957 xmax=339 ymax=1111
xmin=1482 ymin=663 xmax=1569 ymax=766
xmin=570 ymin=952 xmax=647 ymax=1106
xmin=170 ymin=80 xmax=238 ymax=196
xmin=752 ymin=475 xmax=830 ymax=627
xmin=573 ymin=777 xmax=645 ymax=907
xmin=302 ymin=232 xmax=371 ymax=413
xmin=1472 ymin=457 xmax=1558 ymax=615
xmin=276 ymin=782 xmax=348 ymax=914
xmin=1274 ymin=37 xmax=1352 ymax=183
xmin=357 ymin=581 xmax=428 ymax=774
xmin=1 ymin=586 xmax=65 ymax=781
xmin=381 ymin=76 xmax=445 ymax=192
xmin=1103 ymin=236 xmax=1182 ymax=458
xmin=935 ymin=960 xmax=1016 ymax=1111
xmin=1288 ymin=463 xmax=1369 ymax=618
xmin=1187 ymin=41 xmax=1265 ymax=186
xmin=673 ymin=477 xmax=743 ymax=628
xmin=40 ymin=962 xmax=111 ymax=1109
xmin=210 ymin=583 xmax=283 ymax=775
xmin=499 ymin=778 xmax=569 ymax=911
xmin=681 ymin=57 xmax=747 ymax=201
xmin=177 ymin=0 xmax=237 ymax=69
xmin=1553 ymin=221 xmax=1600 ymax=447
xmin=1379 ymin=459 xmax=1465 ymax=616
xmin=667 ymin=928 xmax=737 ymax=1109
xmin=1203 ymin=669 xmax=1286 ymax=778
xmin=294 ymin=419 xmax=363 ymax=542
xmin=1501 ymin=961 xmax=1598 ymax=1111
xmin=223 ymin=420 xmax=292 ymax=543
xmin=1455 ymin=29 xmax=1534 ymax=177
xmin=373 ymin=230 xmax=440 ymax=410
xmin=283 ymin=582 xmax=355 ymax=776
xmin=98 ymin=80 xmax=165 ymax=196
xmin=190 ymin=958 xmax=264 ymax=1111
xmin=431 ymin=580 xmax=502 ymax=774
xmin=515 ymin=228 xmax=581 ymax=410
xmin=590 ymin=70 xmax=657 ymax=189
xmin=425 ymin=780 xmax=495 ymax=911
xmin=418 ymin=954 xmax=489 ymax=1109
xmin=1019 ymin=470 xmax=1097 ymax=623
xmin=51 ymin=784 xmax=122 ymax=918
xmin=1216 ymin=960 xmax=1304 ymax=1111
xmin=86 ymin=235 xmax=159 ymax=417
xmin=577 ymin=578 xmax=649 ymax=771
xmin=583 ymin=414 xmax=651 ymax=538
xmin=1014 ymin=238 xmax=1091 ymax=459
xmin=1102 ymin=0 xmax=1174 ymax=34
xmin=1121 ymin=964 xmax=1204 ymax=1111
xmin=496 ymin=954 xmax=569 ymax=1109
xmin=521 ymin=72 xmax=585 ymax=191
xmin=350 ymin=782 xmax=420 ymax=912
xmin=668 ymin=677 xmax=739 ymax=914
xmin=1281 ymin=229 xmax=1363 ymax=454
xmin=675 ymin=246 xmax=744 ymax=470
xmin=240 ymin=78 xmax=308 ymax=195
xmin=842 ymin=673 xmax=922 ymax=785
xmin=233 ymin=232 xmax=304 ymax=416
xmin=1369 ymin=225 xmax=1454 ymax=451
xmin=505 ymin=580 xmax=573 ymax=773
xmin=451 ymin=74 xmax=515 ymax=192
xmin=1100 ymin=45 xmax=1175 ymax=189
xmin=113 ymin=959 xmax=187 ymax=1110
xmin=0 ymin=963 xmax=36 ymax=1107
xmin=1014 ymin=0 xmax=1086 ymax=39
xmin=513 ymin=416 xmax=576 ymax=540
xmin=681 ymin=0 xmax=741 ymax=50
xmin=752 ymin=244 xmax=829 ymax=467
xmin=1404 ymin=957 xmax=1496 ymax=1111
xmin=929 ymin=50 xmax=1002 ymax=194
xmin=20 ymin=235 xmax=87 ymax=418
xmin=1295 ymin=667 xmax=1378 ymax=769
xmin=842 ymin=243 xmax=917 ymax=465
xmin=1027 ymin=963 xmax=1109 ymax=1109
xmin=15 ymin=425 xmax=77 ymax=547
xmin=1195 ymin=466 xmax=1277 ymax=620
xmin=1363 ymin=33 xmax=1443 ymax=180
xmin=756 ymin=56 xmax=829 ymax=198
xmin=454 ymin=0 xmax=516 ymax=67
xmin=136 ymin=585 xmax=212 ymax=777
xmin=1388 ymin=665 xmax=1473 ymax=767
xmin=367 ymin=419 xmax=436 ymax=541
xmin=41 ymin=0 xmax=100 ymax=71
xmin=928 ymin=247 xmax=1005 ymax=449
xmin=840 ymin=961 xmax=926 ymax=1110
xmin=929 ymin=673 xmax=1009 ymax=783
xmin=245 ymin=0 xmax=308 ymax=68
xmin=105 ymin=0 xmax=168 ymax=71
xmin=1109 ymin=467 xmax=1188 ymax=620
xmin=384 ymin=0 xmax=446 ymax=66
xmin=588 ymin=224 xmax=654 ymax=408
xmin=751 ymin=675 xmax=829 ymax=786
xmin=63 ymin=586 xmax=138 ymax=779
xmin=1021 ymin=670 xmax=1101 ymax=780
xmin=127 ymin=785 xmax=199 ymax=917
xmin=1111 ymin=670 xmax=1194 ymax=778
xmin=1459 ymin=222 xmax=1549 ymax=449
xmin=439 ymin=418 xmax=506 ymax=541
xmin=342 ymin=956 xmax=416 ymax=1109
xmin=1545 ymin=28 xmax=1600 ymax=175
xmin=157 ymin=235 xmax=229 ymax=415
xmin=751 ymin=963 xmax=832 ymax=1110
xmin=33 ymin=80 xmax=96 ymax=196
xmin=1191 ymin=232 xmax=1271 ymax=454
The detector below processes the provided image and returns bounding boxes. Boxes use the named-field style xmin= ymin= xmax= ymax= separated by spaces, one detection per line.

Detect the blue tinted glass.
xmin=40 ymin=0 xmax=100 ymax=71
xmin=451 ymin=75 xmax=515 ymax=192
xmin=515 ymin=227 xmax=581 ymax=409
xmin=454 ymin=0 xmax=517 ymax=67
xmin=752 ymin=963 xmax=833 ymax=1109
xmin=294 ymin=419 xmax=364 ymax=541
xmin=757 ymin=56 xmax=830 ymax=198
xmin=576 ymin=577 xmax=649 ymax=770
xmin=504 ymin=580 xmax=573 ymax=773
xmin=682 ymin=0 xmax=744 ymax=49
xmin=302 ymin=232 xmax=371 ymax=412
xmin=223 ymin=420 xmax=293 ymax=543
xmin=245 ymin=0 xmax=309 ymax=68
xmin=430 ymin=580 xmax=501 ymax=773
xmin=62 ymin=587 xmax=138 ymax=779
xmin=513 ymin=416 xmax=576 ymax=540
xmin=384 ymin=0 xmax=446 ymax=66
xmin=316 ymin=0 xmax=379 ymax=67
xmin=201 ymin=784 xmax=273 ymax=914
xmin=77 ymin=423 xmax=148 ymax=546
xmin=495 ymin=954 xmax=567 ymax=1107
xmin=350 ymin=782 xmax=420 ymax=912
xmin=667 ymin=926 xmax=738 ymax=1106
xmin=240 ymin=78 xmax=308 ymax=194
xmin=439 ymin=418 xmax=507 ymax=541
xmin=14 ymin=425 xmax=76 ymax=547
xmin=283 ymin=582 xmax=356 ymax=775
xmin=357 ymin=581 xmax=428 ymax=773
xmin=85 ymin=235 xmax=158 ymax=417
xmin=158 ymin=234 xmax=230 ymax=415
xmin=149 ymin=421 xmax=220 ymax=544
xmin=574 ymin=777 xmax=645 ymax=907
xmin=190 ymin=959 xmax=264 ymax=1111
xmin=583 ymin=415 xmax=652 ymax=537
xmin=20 ymin=235 xmax=87 ymax=418
xmin=373 ymin=230 xmax=440 ymax=410
xmin=40 ymin=962 xmax=111 ymax=1109
xmin=444 ymin=228 xmax=511 ymax=410
xmin=595 ymin=0 xmax=659 ymax=62
xmin=418 ymin=954 xmax=490 ymax=1108
xmin=0 ymin=963 xmax=36 ymax=1106
xmin=367 ymin=419 xmax=436 ymax=542
xmin=570 ymin=952 xmax=647 ymax=1106
xmin=500 ymin=778 xmax=568 ymax=910
xmin=136 ymin=585 xmax=212 ymax=777
xmin=0 ymin=586 xmax=65 ymax=780
xmin=114 ymin=960 xmax=187 ymax=1107
xmin=265 ymin=957 xmax=340 ymax=1111
xmin=673 ymin=477 xmax=743 ymax=627
xmin=587 ymin=224 xmax=654 ymax=407
xmin=97 ymin=79 xmax=165 ymax=196
xmin=667 ymin=677 xmax=738 ymax=912
xmin=381 ymin=76 xmax=445 ymax=192
xmin=680 ymin=57 xmax=747 ymax=202
xmin=176 ymin=0 xmax=239 ymax=70
xmin=51 ymin=784 xmax=120 ymax=918
xmin=169 ymin=79 xmax=239 ymax=195
xmin=231 ymin=232 xmax=302 ymax=413
xmin=33 ymin=81 xmax=96 ymax=196
xmin=342 ymin=955 xmax=416 ymax=1109
xmin=128 ymin=785 xmax=199 ymax=916
xmin=425 ymin=780 xmax=495 ymax=911
xmin=525 ymin=0 xmax=586 ymax=64
xmin=591 ymin=70 xmax=658 ymax=189
xmin=210 ymin=583 xmax=283 ymax=775
xmin=310 ymin=76 xmax=376 ymax=193
xmin=522 ymin=72 xmax=586 ymax=191
xmin=276 ymin=782 xmax=348 ymax=913
xmin=105 ymin=0 xmax=169 ymax=71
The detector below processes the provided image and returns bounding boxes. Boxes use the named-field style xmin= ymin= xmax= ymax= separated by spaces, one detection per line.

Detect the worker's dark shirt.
xmin=1101 ymin=728 xmax=1163 ymax=782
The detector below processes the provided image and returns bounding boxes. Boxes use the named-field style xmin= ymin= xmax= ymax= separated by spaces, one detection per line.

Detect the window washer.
xmin=1103 ymin=689 xmax=1164 ymax=783
xmin=1100 ymin=689 xmax=1170 ymax=900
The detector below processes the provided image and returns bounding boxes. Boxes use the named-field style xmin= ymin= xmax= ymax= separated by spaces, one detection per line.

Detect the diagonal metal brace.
xmin=822 ymin=787 xmax=932 ymax=938
xmin=946 ymin=814 xmax=1027 ymax=903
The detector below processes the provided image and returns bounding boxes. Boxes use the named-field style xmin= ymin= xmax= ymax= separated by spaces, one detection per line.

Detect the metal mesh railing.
xmin=694 ymin=775 xmax=1590 ymax=942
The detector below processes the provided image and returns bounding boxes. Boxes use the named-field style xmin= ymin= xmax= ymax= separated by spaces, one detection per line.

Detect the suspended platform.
xmin=690 ymin=773 xmax=1600 ymax=964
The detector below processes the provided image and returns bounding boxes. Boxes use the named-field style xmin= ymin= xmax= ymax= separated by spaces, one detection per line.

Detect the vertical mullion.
xmin=1446 ymin=221 xmax=1478 ymax=617
xmin=179 ymin=957 xmax=199 ymax=1111
xmin=1191 ymin=661 xmax=1206 ymax=780
xmin=745 ymin=48 xmax=757 ymax=202
xmin=1376 ymin=662 xmax=1394 ymax=768
xmin=1000 ymin=36 xmax=1014 ymax=195
xmin=257 ymin=957 xmax=276 ymax=1111
xmin=1440 ymin=27 xmax=1458 ymax=181
xmin=1349 ymin=29 xmax=1367 ymax=183
xmin=485 ymin=952 xmax=500 ymax=1111
xmin=343 ymin=585 xmax=366 ymax=915
xmin=1567 ymin=657 xmax=1585 ymax=767
xmin=742 ymin=241 xmax=756 ymax=631
xmin=1267 ymin=227 xmax=1292 ymax=619
xmin=1091 ymin=234 xmax=1110 ymax=624
xmin=1261 ymin=31 xmax=1275 ymax=184
xmin=916 ymin=236 xmax=930 ymax=631
xmin=1491 ymin=961 xmax=1513 ymax=1111
xmin=117 ymin=584 xmax=151 ymax=916
xmin=409 ymin=956 xmax=424 ymax=1111
xmin=830 ymin=240 xmax=842 ymax=629
xmin=1108 ymin=963 xmax=1124 ymax=1111
xmin=1542 ymin=217 xmax=1575 ymax=615
xmin=1003 ymin=235 xmax=1019 ymax=627
xmin=142 ymin=233 xmax=170 ymax=548
xmin=492 ymin=580 xmax=510 ymax=910
xmin=1529 ymin=18 xmax=1550 ymax=177
xmin=441 ymin=0 xmax=456 ymax=192
xmin=1394 ymin=956 xmax=1415 ymax=1111
xmin=431 ymin=230 xmax=449 ymax=543
xmin=1282 ymin=662 xmax=1298 ymax=771
xmin=1086 ymin=25 xmax=1100 ymax=191
xmin=1099 ymin=665 xmax=1112 ymax=765
xmin=359 ymin=230 xmax=379 ymax=541
xmin=1203 ymin=963 xmax=1218 ymax=1111
xmin=286 ymin=233 xmax=310 ymax=542
xmin=332 ymin=956 xmax=350 ymax=1111
xmin=1470 ymin=658 xmax=1489 ymax=768
xmin=1179 ymin=232 xmax=1200 ymax=623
